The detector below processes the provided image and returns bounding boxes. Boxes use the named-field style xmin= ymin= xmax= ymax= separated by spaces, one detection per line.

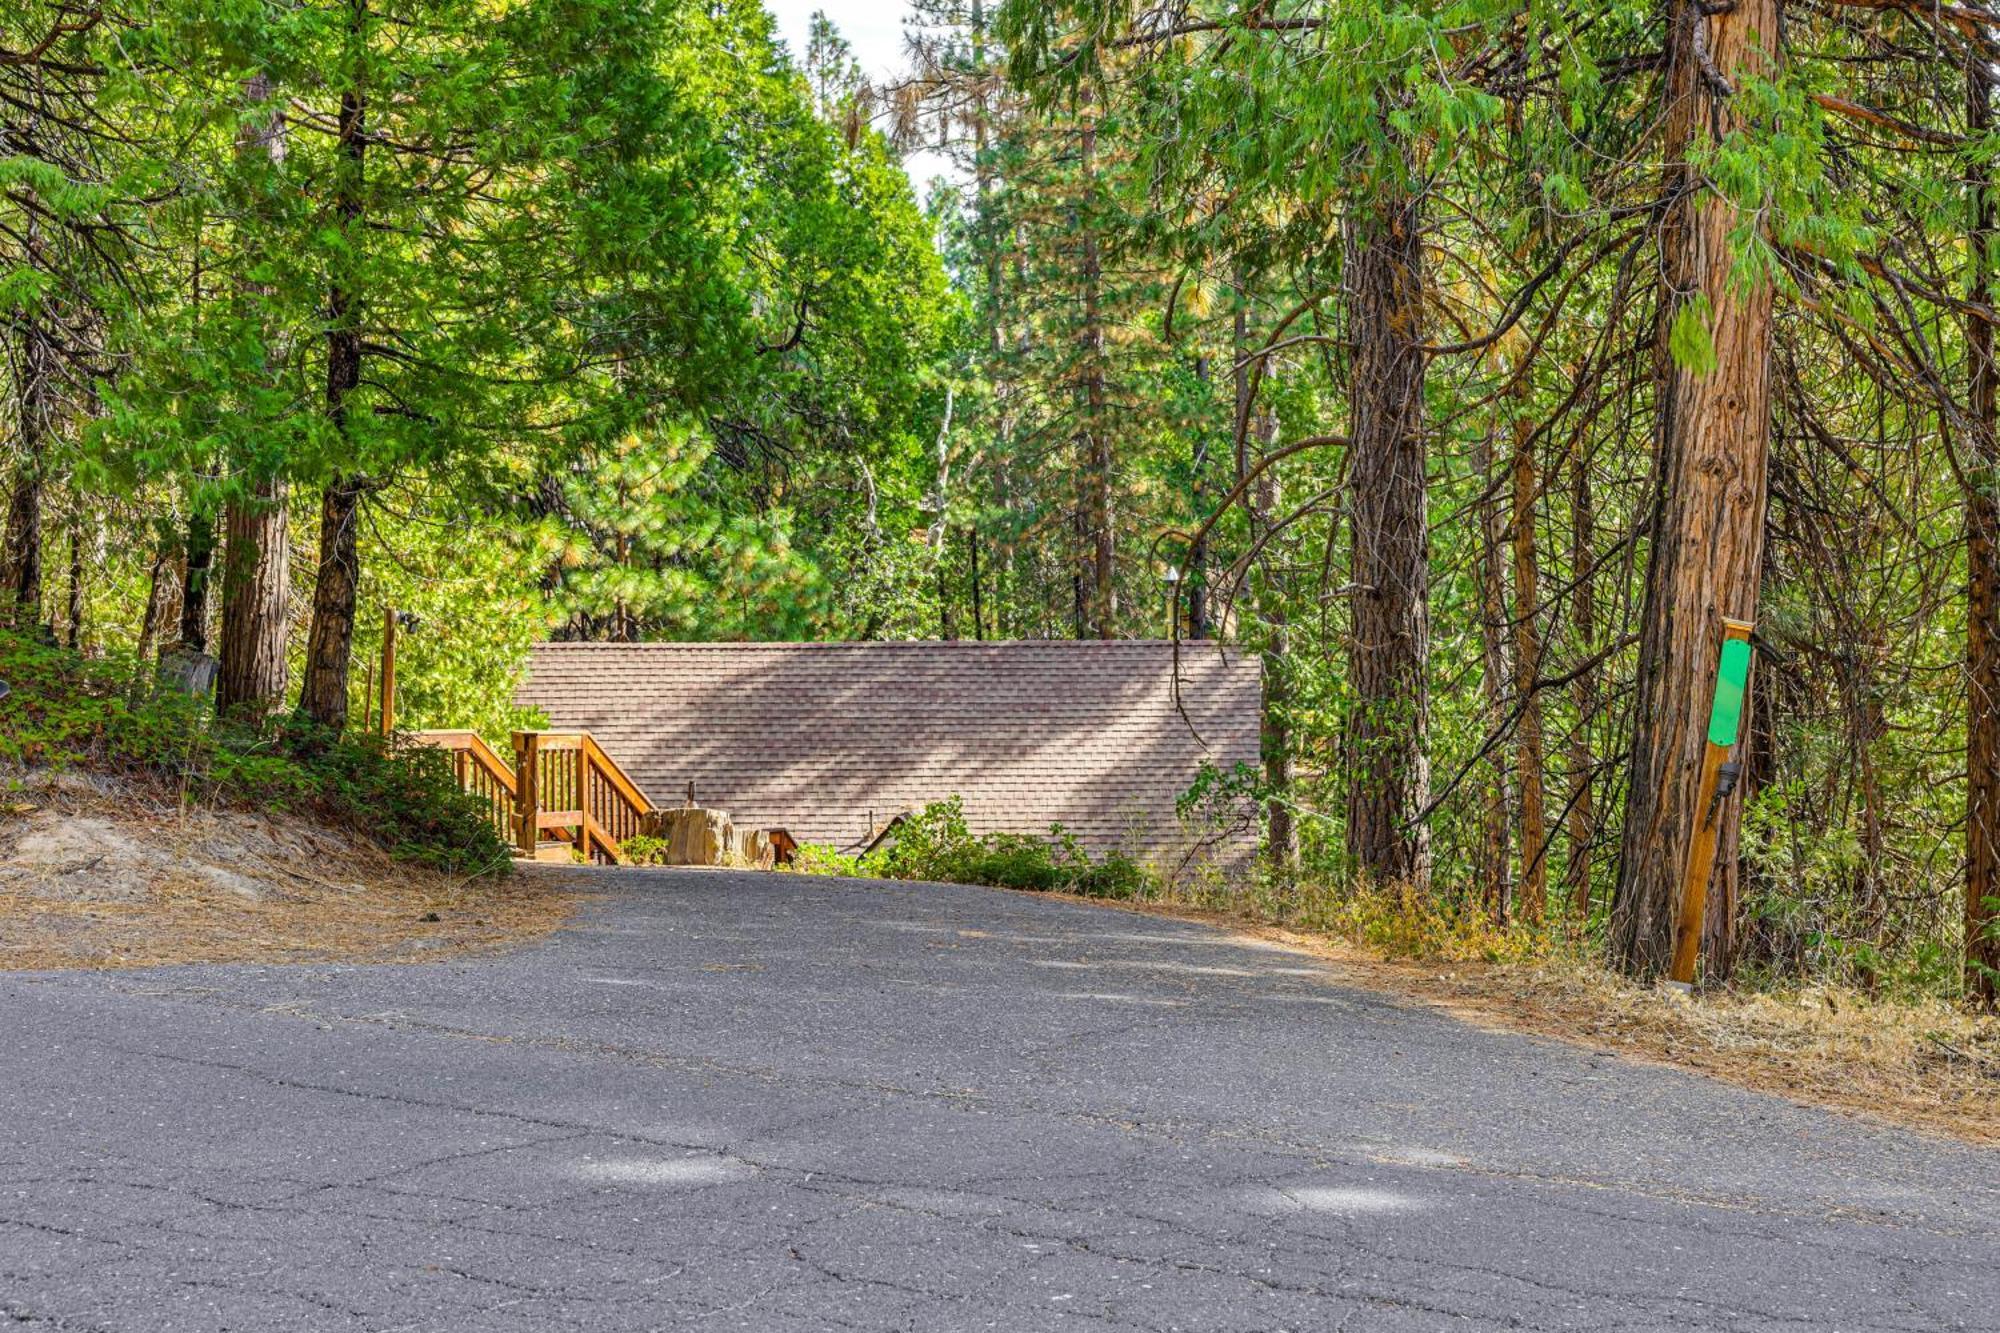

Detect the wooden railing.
xmin=413 ymin=729 xmax=655 ymax=865
xmin=511 ymin=730 xmax=656 ymax=865
xmin=413 ymin=730 xmax=519 ymax=845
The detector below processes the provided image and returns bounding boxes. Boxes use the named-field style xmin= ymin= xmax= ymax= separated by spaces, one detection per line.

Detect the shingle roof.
xmin=520 ymin=640 xmax=1262 ymax=864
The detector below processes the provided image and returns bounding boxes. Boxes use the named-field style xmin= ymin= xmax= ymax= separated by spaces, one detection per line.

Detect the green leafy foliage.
xmin=617 ymin=834 xmax=671 ymax=866
xmin=790 ymin=797 xmax=1157 ymax=900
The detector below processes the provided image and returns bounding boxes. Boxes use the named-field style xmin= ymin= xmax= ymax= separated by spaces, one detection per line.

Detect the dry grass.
xmin=0 ymin=874 xmax=578 ymax=971
xmin=1074 ymin=895 xmax=2000 ymax=1147
xmin=0 ymin=777 xmax=579 ymax=971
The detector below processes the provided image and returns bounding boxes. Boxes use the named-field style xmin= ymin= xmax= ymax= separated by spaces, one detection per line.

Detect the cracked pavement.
xmin=3 ymin=868 xmax=1996 ymax=1331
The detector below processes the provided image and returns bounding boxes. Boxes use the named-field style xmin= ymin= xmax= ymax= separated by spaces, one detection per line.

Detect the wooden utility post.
xmin=379 ymin=606 xmax=398 ymax=737
xmin=1668 ymin=617 xmax=1755 ymax=986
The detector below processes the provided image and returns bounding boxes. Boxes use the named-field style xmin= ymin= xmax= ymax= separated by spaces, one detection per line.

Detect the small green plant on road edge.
xmin=789 ymin=797 xmax=1154 ymax=900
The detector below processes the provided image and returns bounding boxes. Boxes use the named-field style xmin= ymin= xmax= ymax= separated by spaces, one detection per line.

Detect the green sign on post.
xmin=1707 ymin=637 xmax=1751 ymax=747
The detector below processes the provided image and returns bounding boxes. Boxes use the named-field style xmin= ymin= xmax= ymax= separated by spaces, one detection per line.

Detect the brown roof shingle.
xmin=520 ymin=640 xmax=1262 ymax=862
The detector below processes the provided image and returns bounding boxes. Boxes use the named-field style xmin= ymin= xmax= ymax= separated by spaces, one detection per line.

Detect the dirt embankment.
xmin=0 ymin=770 xmax=577 ymax=970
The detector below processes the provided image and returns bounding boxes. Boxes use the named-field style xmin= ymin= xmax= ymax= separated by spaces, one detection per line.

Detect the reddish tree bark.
xmin=1612 ymin=0 xmax=1778 ymax=974
xmin=1473 ymin=430 xmax=1514 ymax=920
xmin=1510 ymin=417 xmax=1549 ymax=920
xmin=1965 ymin=55 xmax=2000 ymax=1007
xmin=218 ymin=72 xmax=292 ymax=721
xmin=218 ymin=477 xmax=291 ymax=719
xmin=1567 ymin=429 xmax=1598 ymax=917
xmin=1 ymin=318 xmax=55 ymax=630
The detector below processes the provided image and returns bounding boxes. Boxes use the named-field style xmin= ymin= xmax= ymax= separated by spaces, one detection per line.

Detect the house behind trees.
xmin=520 ymin=641 xmax=1262 ymax=867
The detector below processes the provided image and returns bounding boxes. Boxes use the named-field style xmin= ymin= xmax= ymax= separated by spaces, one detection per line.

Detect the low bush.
xmin=961 ymin=832 xmax=1069 ymax=891
xmin=791 ymin=842 xmax=865 ymax=877
xmin=0 ymin=630 xmax=511 ymax=876
xmin=617 ymin=834 xmax=671 ymax=866
xmin=867 ymin=797 xmax=978 ymax=883
xmin=787 ymin=796 xmax=1158 ymax=898
xmin=1071 ymin=849 xmax=1150 ymax=901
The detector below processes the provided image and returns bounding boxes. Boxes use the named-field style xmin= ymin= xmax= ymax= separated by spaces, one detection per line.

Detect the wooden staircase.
xmin=414 ymin=730 xmax=656 ymax=865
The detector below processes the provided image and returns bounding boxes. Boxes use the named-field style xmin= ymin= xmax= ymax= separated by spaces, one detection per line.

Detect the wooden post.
xmin=379 ymin=605 xmax=397 ymax=737
xmin=513 ymin=730 xmax=540 ymax=856
xmin=1669 ymin=617 xmax=1755 ymax=986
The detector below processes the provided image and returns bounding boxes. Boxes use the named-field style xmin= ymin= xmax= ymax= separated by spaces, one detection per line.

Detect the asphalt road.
xmin=3 ymin=869 xmax=1995 ymax=1332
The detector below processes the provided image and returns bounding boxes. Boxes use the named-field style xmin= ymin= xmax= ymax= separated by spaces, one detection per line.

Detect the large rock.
xmin=641 ymin=808 xmax=735 ymax=866
xmin=737 ymin=829 xmax=775 ymax=870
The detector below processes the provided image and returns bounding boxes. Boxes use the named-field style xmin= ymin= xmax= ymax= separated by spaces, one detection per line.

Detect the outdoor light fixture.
xmin=379 ymin=606 xmax=423 ymax=737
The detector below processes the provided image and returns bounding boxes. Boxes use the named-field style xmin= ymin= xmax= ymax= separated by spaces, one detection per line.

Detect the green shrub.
xmin=783 ymin=797 xmax=1158 ymax=899
xmin=869 ymin=796 xmax=978 ymax=882
xmin=619 ymin=834 xmax=671 ymax=866
xmin=790 ymin=842 xmax=866 ymax=877
xmin=1072 ymin=850 xmax=1148 ymax=901
xmin=0 ymin=630 xmax=510 ymax=876
xmin=962 ymin=832 xmax=1067 ymax=891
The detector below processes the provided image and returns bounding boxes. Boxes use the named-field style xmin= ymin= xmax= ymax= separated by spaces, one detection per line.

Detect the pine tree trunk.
xmin=1254 ymin=408 xmax=1299 ymax=882
xmin=135 ymin=540 xmax=181 ymax=668
xmin=1345 ymin=169 xmax=1432 ymax=892
xmin=1077 ymin=100 xmax=1114 ymax=639
xmin=1611 ymin=0 xmax=1777 ymax=975
xmin=299 ymin=71 xmax=368 ymax=732
xmin=968 ymin=527 xmax=984 ymax=640
xmin=1 ymin=317 xmax=53 ymax=631
xmin=179 ymin=502 xmax=216 ymax=653
xmin=218 ymin=477 xmax=291 ymax=719
xmin=0 ymin=472 xmax=41 ymax=632
xmin=1510 ymin=416 xmax=1549 ymax=919
xmin=64 ymin=509 xmax=95 ymax=652
xmin=217 ymin=70 xmax=292 ymax=721
xmin=1188 ymin=353 xmax=1212 ymax=639
xmin=64 ymin=517 xmax=80 ymax=650
xmin=1567 ymin=430 xmax=1598 ymax=916
xmin=299 ymin=476 xmax=362 ymax=729
xmin=1473 ymin=430 xmax=1514 ymax=921
xmin=1964 ymin=55 xmax=2000 ymax=1008
xmin=179 ymin=513 xmax=213 ymax=652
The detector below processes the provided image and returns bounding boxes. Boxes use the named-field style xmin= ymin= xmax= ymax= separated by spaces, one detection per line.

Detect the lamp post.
xmin=1163 ymin=565 xmax=1182 ymax=639
xmin=379 ymin=607 xmax=421 ymax=737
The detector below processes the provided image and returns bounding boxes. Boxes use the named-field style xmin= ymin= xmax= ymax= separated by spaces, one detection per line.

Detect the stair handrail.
xmin=510 ymin=730 xmax=656 ymax=865
xmin=412 ymin=730 xmax=518 ymax=844
xmin=584 ymin=735 xmax=652 ymax=818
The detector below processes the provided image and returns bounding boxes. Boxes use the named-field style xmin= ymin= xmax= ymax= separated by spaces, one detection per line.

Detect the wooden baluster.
xmin=577 ymin=743 xmax=593 ymax=863
xmin=543 ymin=749 xmax=556 ymax=844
